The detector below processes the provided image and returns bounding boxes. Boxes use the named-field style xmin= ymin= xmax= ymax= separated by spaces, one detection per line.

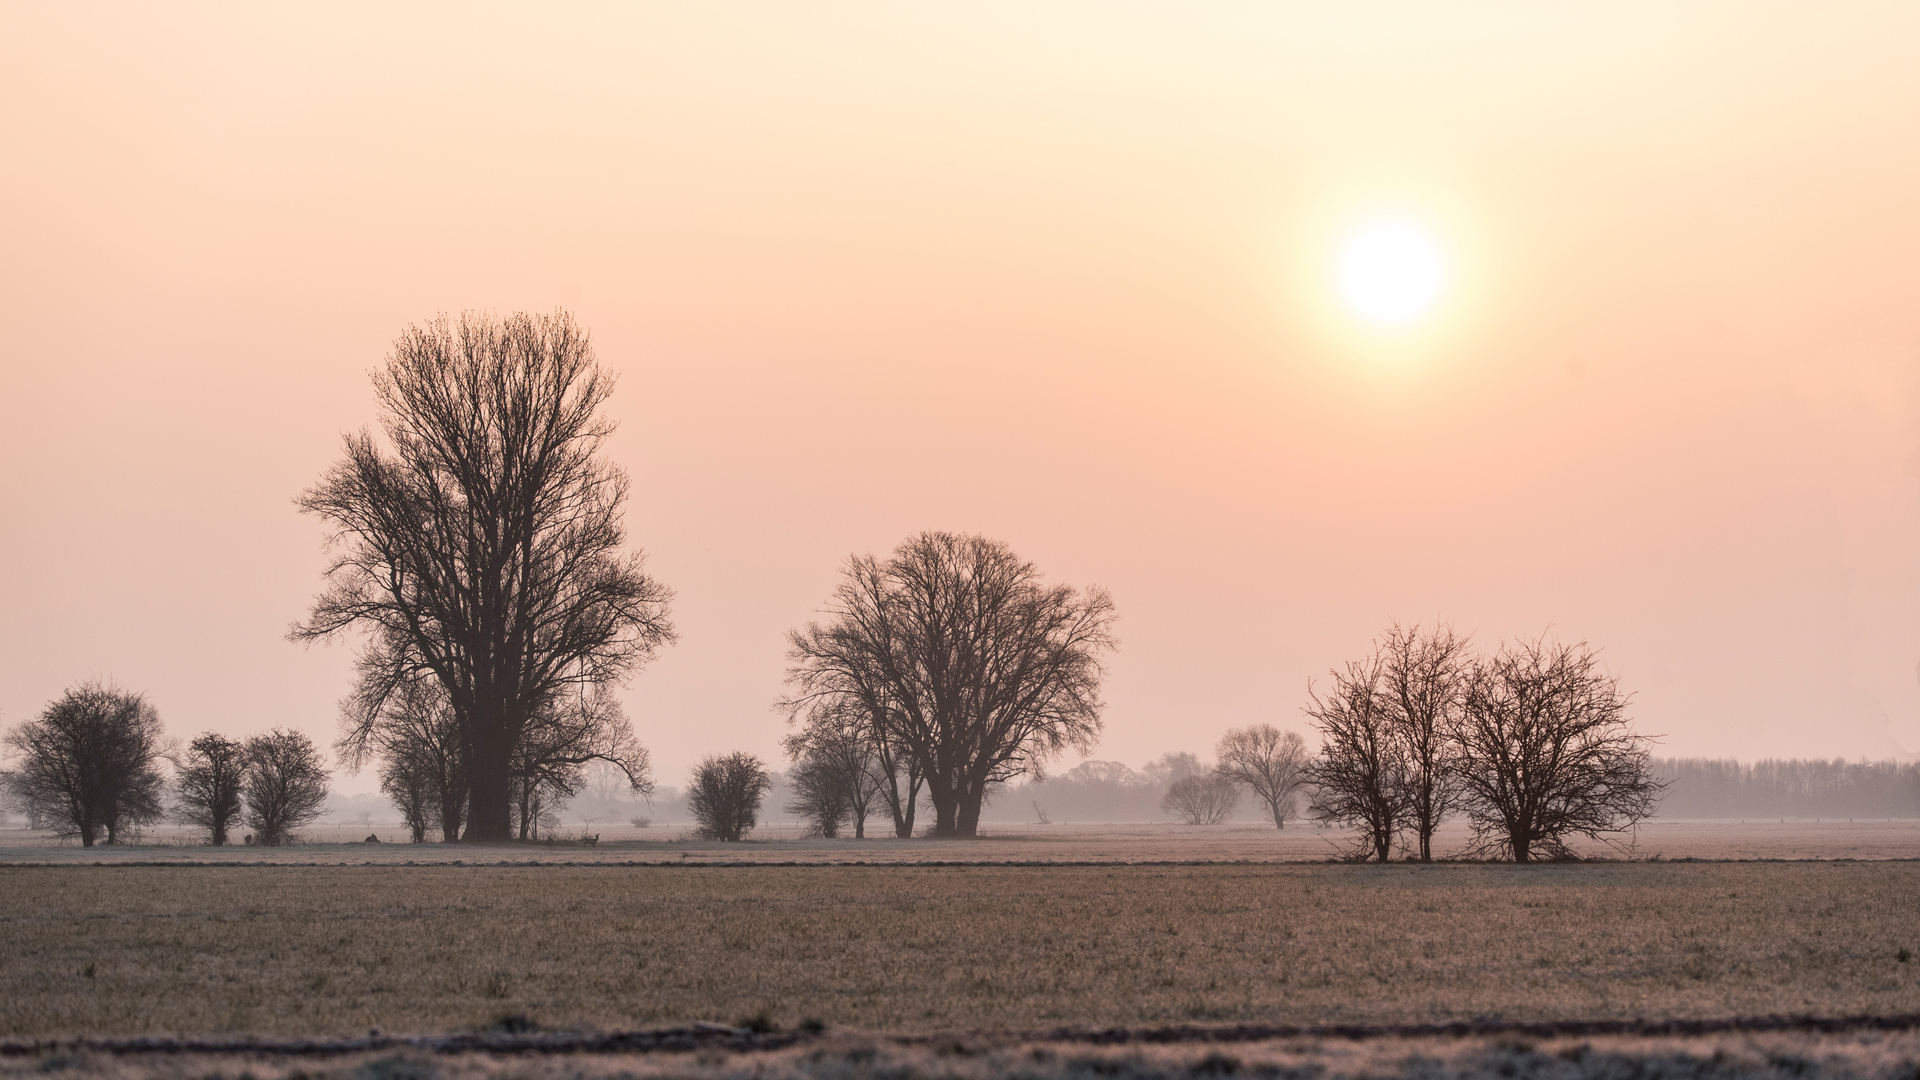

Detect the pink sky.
xmin=4 ymin=4 xmax=1919 ymax=793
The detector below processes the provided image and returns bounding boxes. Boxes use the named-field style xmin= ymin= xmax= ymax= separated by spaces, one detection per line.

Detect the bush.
xmin=688 ymin=752 xmax=772 ymax=841
xmin=1162 ymin=773 xmax=1239 ymax=825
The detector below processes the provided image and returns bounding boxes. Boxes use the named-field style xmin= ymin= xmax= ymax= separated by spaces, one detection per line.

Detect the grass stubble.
xmin=2 ymin=862 xmax=1916 ymax=1041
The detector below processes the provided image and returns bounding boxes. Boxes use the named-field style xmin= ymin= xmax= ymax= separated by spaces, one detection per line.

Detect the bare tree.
xmin=688 ymin=752 xmax=772 ymax=842
xmin=783 ymin=532 xmax=1118 ymax=837
xmin=294 ymin=310 xmax=676 ymax=841
xmin=782 ymin=628 xmax=927 ymax=839
xmin=782 ymin=699 xmax=883 ymax=838
xmin=1161 ymin=772 xmax=1240 ymax=825
xmin=3 ymin=682 xmax=166 ymax=846
xmin=172 ymin=732 xmax=247 ymax=845
xmin=508 ymin=688 xmax=651 ymax=840
xmin=1142 ymin=751 xmax=1205 ymax=788
xmin=1451 ymin=636 xmax=1662 ymax=862
xmin=1378 ymin=623 xmax=1469 ymax=861
xmin=242 ymin=729 xmax=330 ymax=846
xmin=784 ymin=753 xmax=853 ymax=837
xmin=378 ymin=741 xmax=437 ymax=842
xmin=1303 ymin=657 xmax=1405 ymax=861
xmin=1214 ymin=725 xmax=1309 ymax=829
xmin=341 ymin=674 xmax=469 ymax=842
xmin=511 ymin=765 xmax=577 ymax=841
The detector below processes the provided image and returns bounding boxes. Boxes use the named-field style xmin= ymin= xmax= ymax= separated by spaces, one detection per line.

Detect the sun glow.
xmin=1337 ymin=219 xmax=1446 ymax=327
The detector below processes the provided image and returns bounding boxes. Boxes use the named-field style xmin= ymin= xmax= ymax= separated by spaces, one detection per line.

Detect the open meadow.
xmin=3 ymin=860 xmax=1917 ymax=1041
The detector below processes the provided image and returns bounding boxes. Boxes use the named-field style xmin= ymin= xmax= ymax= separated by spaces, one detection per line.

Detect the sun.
xmin=1337 ymin=219 xmax=1446 ymax=327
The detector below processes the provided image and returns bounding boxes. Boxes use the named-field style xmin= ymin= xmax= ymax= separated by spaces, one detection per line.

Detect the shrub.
xmin=688 ymin=752 xmax=772 ymax=841
xmin=1162 ymin=773 xmax=1239 ymax=825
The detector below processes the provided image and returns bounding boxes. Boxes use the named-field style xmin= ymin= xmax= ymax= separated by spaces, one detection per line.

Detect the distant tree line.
xmin=1652 ymin=757 xmax=1920 ymax=820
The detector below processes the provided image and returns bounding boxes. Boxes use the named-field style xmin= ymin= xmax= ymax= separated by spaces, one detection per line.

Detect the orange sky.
xmin=4 ymin=4 xmax=1919 ymax=793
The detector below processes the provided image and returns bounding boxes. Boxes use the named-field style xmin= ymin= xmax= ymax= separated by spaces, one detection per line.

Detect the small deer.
xmin=583 ymin=833 xmax=599 ymax=846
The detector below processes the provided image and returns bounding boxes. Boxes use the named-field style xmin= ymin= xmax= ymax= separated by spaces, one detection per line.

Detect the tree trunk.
xmin=955 ymin=792 xmax=983 ymax=837
xmin=465 ymin=744 xmax=514 ymax=842
xmin=440 ymin=798 xmax=463 ymax=842
xmin=894 ymin=792 xmax=916 ymax=838
xmin=927 ymin=773 xmax=960 ymax=837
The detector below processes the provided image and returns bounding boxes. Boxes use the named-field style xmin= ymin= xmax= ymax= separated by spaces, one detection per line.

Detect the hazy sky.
xmin=4 ymin=4 xmax=1919 ymax=794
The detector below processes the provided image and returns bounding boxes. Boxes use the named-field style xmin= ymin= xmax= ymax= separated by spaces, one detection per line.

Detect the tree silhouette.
xmin=1452 ymin=636 xmax=1661 ymax=862
xmin=173 ymin=732 xmax=247 ymax=845
xmin=4 ymin=682 xmax=166 ymax=846
xmin=784 ymin=532 xmax=1117 ymax=837
xmin=294 ymin=311 xmax=675 ymax=841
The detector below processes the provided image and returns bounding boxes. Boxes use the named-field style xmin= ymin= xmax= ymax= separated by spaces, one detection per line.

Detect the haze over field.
xmin=3 ymin=5 xmax=1920 ymax=791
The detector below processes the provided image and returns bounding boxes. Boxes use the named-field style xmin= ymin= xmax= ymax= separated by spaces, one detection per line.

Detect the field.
xmin=4 ymin=861 xmax=1918 ymax=1040
xmin=5 ymin=817 xmax=1919 ymax=865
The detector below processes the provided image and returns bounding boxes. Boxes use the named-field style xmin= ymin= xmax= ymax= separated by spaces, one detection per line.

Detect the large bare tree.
xmin=3 ymin=682 xmax=167 ymax=846
xmin=784 ymin=532 xmax=1117 ymax=837
xmin=294 ymin=311 xmax=675 ymax=841
xmin=1214 ymin=724 xmax=1309 ymax=829
xmin=1302 ymin=657 xmax=1405 ymax=861
xmin=1451 ymin=636 xmax=1661 ymax=862
xmin=1378 ymin=622 xmax=1469 ymax=861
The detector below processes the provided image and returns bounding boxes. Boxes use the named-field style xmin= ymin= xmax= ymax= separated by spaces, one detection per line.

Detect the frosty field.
xmin=2 ymin=860 xmax=1917 ymax=1040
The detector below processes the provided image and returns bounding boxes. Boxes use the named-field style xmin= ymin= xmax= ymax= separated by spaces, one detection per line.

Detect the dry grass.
xmin=2 ymin=862 xmax=1918 ymax=1039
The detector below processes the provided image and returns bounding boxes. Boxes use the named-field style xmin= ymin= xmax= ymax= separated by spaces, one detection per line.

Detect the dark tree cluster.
xmin=173 ymin=728 xmax=331 ymax=846
xmin=2 ymin=682 xmax=334 ymax=848
xmin=782 ymin=531 xmax=1119 ymax=838
xmin=295 ymin=311 xmax=672 ymax=841
xmin=1304 ymin=623 xmax=1662 ymax=862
